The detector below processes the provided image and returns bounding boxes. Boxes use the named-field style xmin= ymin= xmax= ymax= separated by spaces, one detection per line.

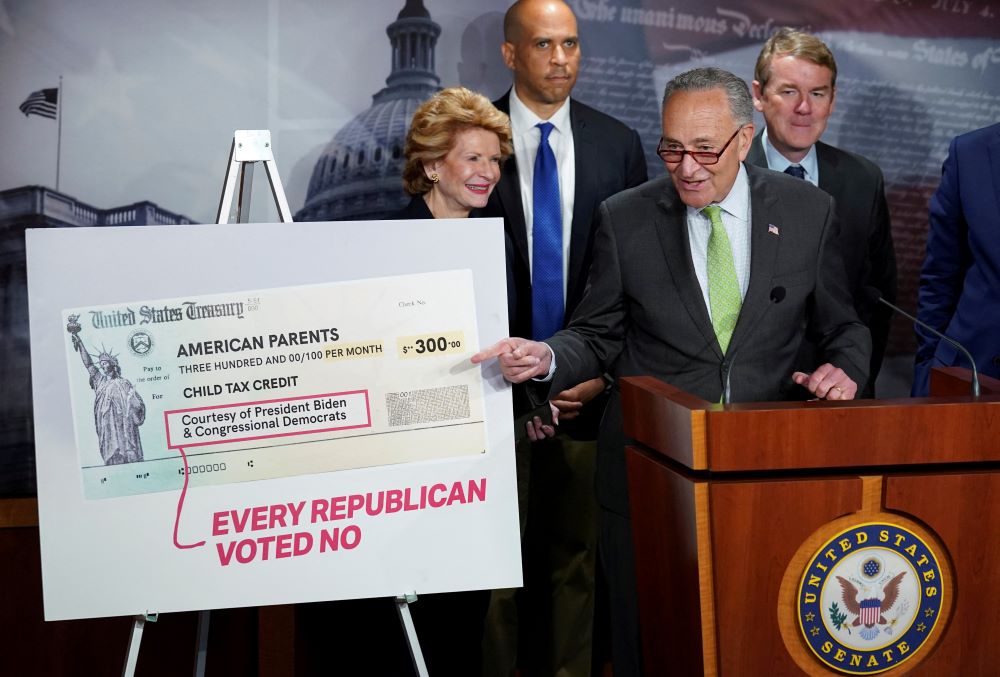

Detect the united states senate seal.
xmin=797 ymin=522 xmax=944 ymax=674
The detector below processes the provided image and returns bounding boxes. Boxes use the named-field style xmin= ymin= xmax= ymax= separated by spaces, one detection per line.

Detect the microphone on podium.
xmin=874 ymin=295 xmax=980 ymax=398
xmin=722 ymin=286 xmax=786 ymax=404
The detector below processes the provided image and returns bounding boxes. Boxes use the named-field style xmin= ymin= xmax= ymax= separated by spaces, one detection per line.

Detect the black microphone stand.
xmin=876 ymin=296 xmax=980 ymax=398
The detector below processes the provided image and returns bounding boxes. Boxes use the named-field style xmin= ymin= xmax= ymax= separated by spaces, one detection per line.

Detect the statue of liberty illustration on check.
xmin=67 ymin=314 xmax=146 ymax=465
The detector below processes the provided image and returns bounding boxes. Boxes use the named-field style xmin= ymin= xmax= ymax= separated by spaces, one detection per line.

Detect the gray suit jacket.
xmin=547 ymin=165 xmax=871 ymax=514
xmin=747 ymin=134 xmax=896 ymax=391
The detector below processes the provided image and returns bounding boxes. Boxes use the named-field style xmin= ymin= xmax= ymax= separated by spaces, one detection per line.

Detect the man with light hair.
xmin=747 ymin=28 xmax=896 ymax=396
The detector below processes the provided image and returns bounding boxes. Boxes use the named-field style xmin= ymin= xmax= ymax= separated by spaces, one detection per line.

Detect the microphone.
xmin=875 ymin=295 xmax=980 ymax=398
xmin=722 ymin=286 xmax=786 ymax=404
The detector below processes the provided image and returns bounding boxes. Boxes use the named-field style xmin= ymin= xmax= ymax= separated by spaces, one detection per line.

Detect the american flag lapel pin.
xmin=768 ymin=224 xmax=780 ymax=236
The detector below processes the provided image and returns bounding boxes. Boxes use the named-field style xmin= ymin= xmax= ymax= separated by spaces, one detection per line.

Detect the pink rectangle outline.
xmin=163 ymin=390 xmax=372 ymax=449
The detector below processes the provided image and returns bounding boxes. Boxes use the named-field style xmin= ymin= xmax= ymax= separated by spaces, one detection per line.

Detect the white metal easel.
xmin=121 ymin=612 xmax=157 ymax=677
xmin=397 ymin=592 xmax=430 ymax=677
xmin=216 ymin=129 xmax=293 ymax=224
xmin=127 ymin=130 xmax=428 ymax=677
xmin=120 ymin=130 xmax=293 ymax=677
xmin=192 ymin=129 xmax=296 ymax=677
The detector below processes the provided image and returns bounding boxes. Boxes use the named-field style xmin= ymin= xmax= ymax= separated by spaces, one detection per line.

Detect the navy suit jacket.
xmin=913 ymin=123 xmax=1000 ymax=395
xmin=484 ymin=92 xmax=647 ymax=433
xmin=747 ymin=134 xmax=896 ymax=393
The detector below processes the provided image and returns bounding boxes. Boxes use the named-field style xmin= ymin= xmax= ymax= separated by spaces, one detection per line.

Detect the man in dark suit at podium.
xmin=474 ymin=67 xmax=870 ymax=676
xmin=745 ymin=29 xmax=896 ymax=397
xmin=480 ymin=1 xmax=647 ymax=675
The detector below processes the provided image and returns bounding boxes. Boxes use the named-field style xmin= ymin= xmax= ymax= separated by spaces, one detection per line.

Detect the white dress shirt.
xmin=762 ymin=126 xmax=819 ymax=187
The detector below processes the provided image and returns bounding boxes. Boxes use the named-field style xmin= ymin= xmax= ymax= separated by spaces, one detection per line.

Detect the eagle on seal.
xmin=836 ymin=571 xmax=906 ymax=628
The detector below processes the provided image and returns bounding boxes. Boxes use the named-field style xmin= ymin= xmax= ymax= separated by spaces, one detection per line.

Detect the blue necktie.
xmin=531 ymin=122 xmax=563 ymax=341
xmin=784 ymin=164 xmax=806 ymax=180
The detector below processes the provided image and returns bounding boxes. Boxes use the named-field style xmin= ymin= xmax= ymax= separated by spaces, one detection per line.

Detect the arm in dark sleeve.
xmin=548 ymin=201 xmax=627 ymax=392
xmin=504 ymin=231 xmax=517 ymax=332
xmin=865 ymin=166 xmax=897 ymax=385
xmin=812 ymin=201 xmax=872 ymax=391
xmin=624 ymin=128 xmax=648 ymax=190
xmin=912 ymin=137 xmax=970 ymax=396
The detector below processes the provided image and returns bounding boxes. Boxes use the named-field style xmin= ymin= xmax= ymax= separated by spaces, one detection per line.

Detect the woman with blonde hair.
xmin=397 ymin=86 xmax=512 ymax=219
xmin=392 ymin=87 xmax=514 ymax=673
xmin=396 ymin=86 xmax=518 ymax=337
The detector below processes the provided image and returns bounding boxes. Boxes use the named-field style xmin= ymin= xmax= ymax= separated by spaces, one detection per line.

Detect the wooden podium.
xmin=622 ymin=368 xmax=1000 ymax=676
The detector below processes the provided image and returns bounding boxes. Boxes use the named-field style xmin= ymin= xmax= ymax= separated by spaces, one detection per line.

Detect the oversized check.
xmin=63 ymin=270 xmax=485 ymax=499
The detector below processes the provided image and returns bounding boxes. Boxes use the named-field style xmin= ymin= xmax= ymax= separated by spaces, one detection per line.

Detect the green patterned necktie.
xmin=702 ymin=204 xmax=741 ymax=354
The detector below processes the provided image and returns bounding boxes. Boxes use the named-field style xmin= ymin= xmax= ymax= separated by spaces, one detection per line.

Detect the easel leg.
xmin=193 ymin=609 xmax=210 ymax=677
xmin=236 ymin=162 xmax=254 ymax=223
xmin=216 ymin=130 xmax=292 ymax=224
xmin=121 ymin=613 xmax=157 ymax=677
xmin=395 ymin=594 xmax=429 ymax=677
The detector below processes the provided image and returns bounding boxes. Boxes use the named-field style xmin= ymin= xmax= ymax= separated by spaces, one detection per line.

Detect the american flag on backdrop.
xmin=19 ymin=88 xmax=59 ymax=119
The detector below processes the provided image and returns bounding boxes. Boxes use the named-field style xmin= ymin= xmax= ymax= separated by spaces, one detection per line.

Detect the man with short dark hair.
xmin=747 ymin=28 xmax=896 ymax=396
xmin=475 ymin=66 xmax=870 ymax=676
xmin=482 ymin=1 xmax=647 ymax=675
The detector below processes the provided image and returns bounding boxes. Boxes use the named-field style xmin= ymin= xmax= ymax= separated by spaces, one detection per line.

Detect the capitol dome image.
xmin=296 ymin=0 xmax=441 ymax=221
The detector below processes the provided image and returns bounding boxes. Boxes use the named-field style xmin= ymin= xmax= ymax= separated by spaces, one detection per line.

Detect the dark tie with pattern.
xmin=784 ymin=164 xmax=806 ymax=180
xmin=531 ymin=121 xmax=563 ymax=341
